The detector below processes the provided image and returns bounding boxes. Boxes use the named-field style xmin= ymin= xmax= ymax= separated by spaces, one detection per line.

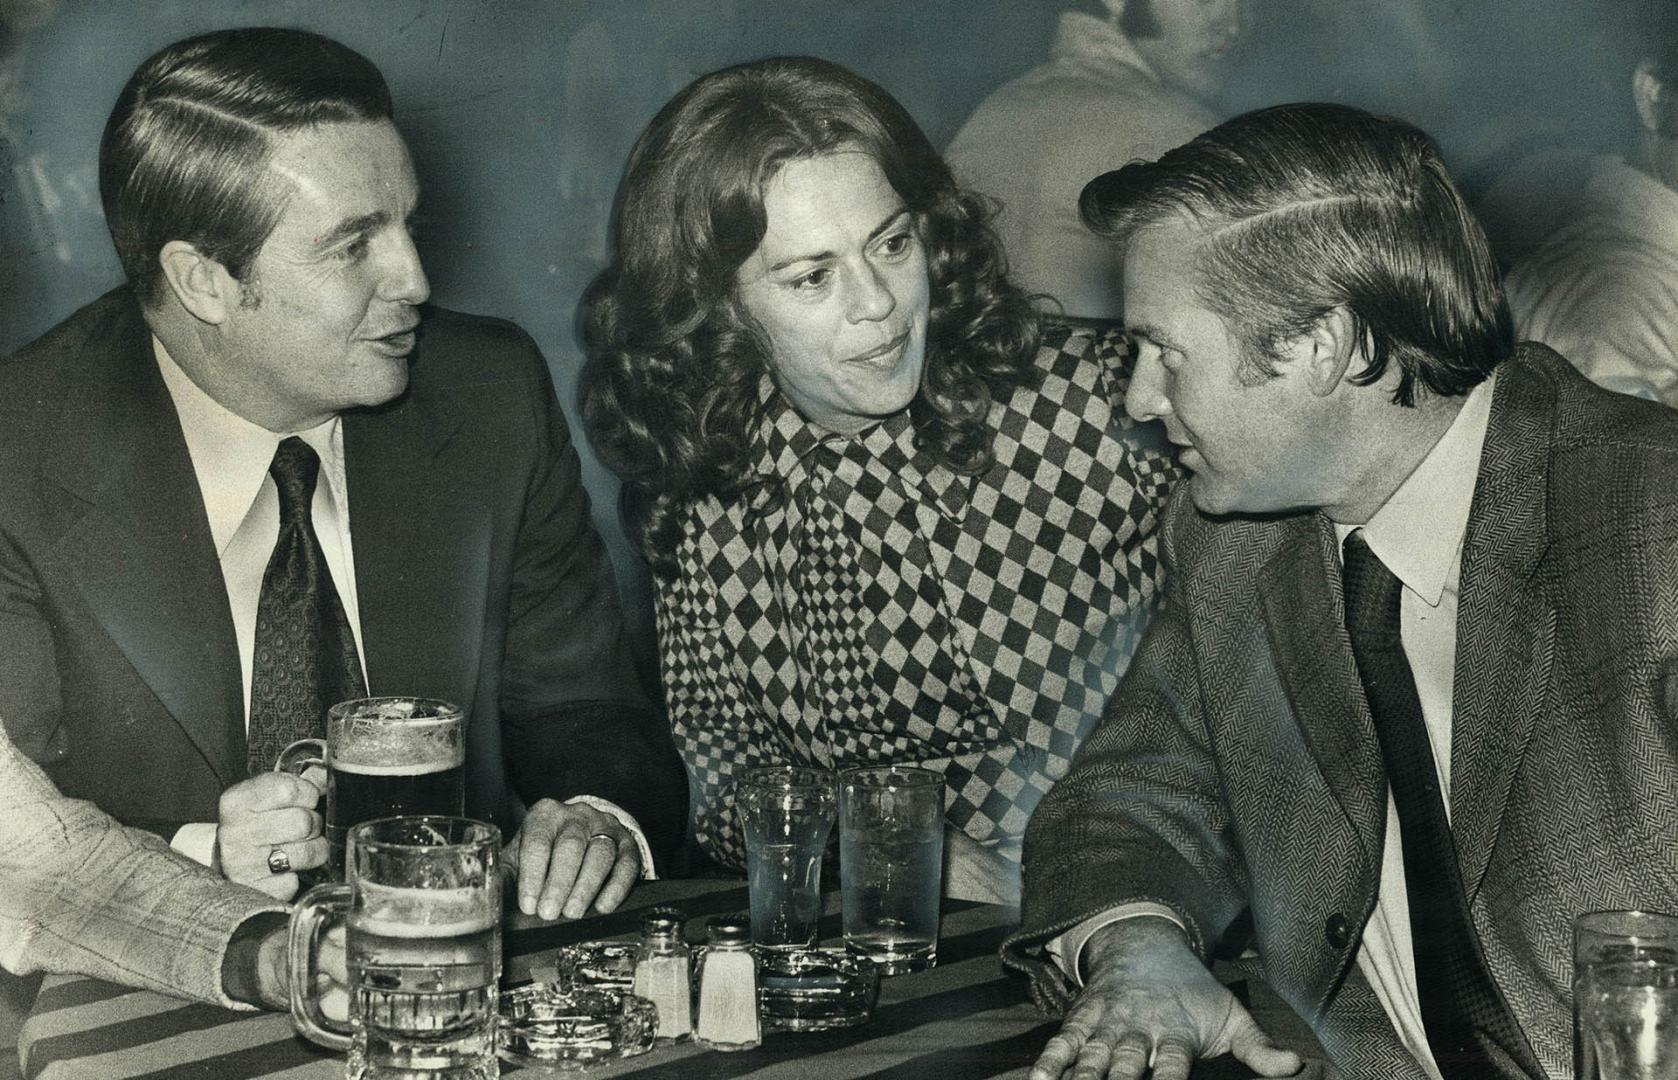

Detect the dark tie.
xmin=245 ymin=437 xmax=367 ymax=777
xmin=1340 ymin=530 xmax=1540 ymax=1080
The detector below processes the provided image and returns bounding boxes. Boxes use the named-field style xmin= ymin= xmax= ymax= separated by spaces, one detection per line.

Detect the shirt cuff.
xmin=220 ymin=910 xmax=291 ymax=1008
xmin=564 ymin=795 xmax=657 ymax=880
xmin=1046 ymin=903 xmax=1188 ymax=985
xmin=172 ymin=822 xmax=219 ymax=868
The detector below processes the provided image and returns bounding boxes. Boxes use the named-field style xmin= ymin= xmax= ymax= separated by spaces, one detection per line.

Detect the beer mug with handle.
xmin=277 ymin=697 xmax=467 ymax=880
xmin=291 ymin=815 xmax=501 ymax=1080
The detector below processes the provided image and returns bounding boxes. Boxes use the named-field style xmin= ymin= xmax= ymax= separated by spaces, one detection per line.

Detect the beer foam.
xmin=355 ymin=884 xmax=496 ymax=939
xmin=332 ymin=754 xmax=463 ymax=776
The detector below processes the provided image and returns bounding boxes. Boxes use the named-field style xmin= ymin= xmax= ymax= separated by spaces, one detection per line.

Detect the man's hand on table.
xmin=215 ymin=768 xmax=329 ymax=900
xmin=1030 ymin=917 xmax=1303 ymax=1080
xmin=503 ymin=798 xmax=640 ymax=921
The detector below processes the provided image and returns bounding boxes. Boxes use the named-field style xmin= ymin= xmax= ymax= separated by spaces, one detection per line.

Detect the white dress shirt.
xmin=153 ymin=338 xmax=653 ymax=876
xmin=1052 ymin=373 xmax=1499 ymax=1080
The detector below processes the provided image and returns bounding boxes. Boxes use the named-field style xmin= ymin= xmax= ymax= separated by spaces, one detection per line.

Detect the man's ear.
xmin=1635 ymin=59 xmax=1663 ymax=136
xmin=158 ymin=241 xmax=238 ymax=325
xmin=1281 ymin=306 xmax=1359 ymax=398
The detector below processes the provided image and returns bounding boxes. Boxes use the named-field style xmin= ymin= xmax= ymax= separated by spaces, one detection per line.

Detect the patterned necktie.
xmin=1340 ymin=531 xmax=1540 ymax=1079
xmin=245 ymin=437 xmax=367 ymax=777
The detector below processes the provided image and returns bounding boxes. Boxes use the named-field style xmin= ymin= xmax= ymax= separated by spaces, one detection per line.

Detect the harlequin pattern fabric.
xmin=656 ymin=323 xmax=1180 ymax=868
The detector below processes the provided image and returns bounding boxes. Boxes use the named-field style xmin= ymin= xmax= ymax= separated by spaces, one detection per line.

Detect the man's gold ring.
xmin=266 ymin=848 xmax=292 ymax=875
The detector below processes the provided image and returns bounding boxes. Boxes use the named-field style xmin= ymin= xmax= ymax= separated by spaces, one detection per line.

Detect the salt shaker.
xmin=632 ymin=911 xmax=692 ymax=1040
xmin=694 ymin=914 xmax=762 ymax=1051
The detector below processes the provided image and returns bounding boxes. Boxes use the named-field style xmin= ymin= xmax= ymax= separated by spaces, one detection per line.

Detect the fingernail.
xmin=520 ymin=896 xmax=536 ymax=916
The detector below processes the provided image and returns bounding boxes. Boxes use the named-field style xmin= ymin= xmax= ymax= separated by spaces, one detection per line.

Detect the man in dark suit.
xmin=1008 ymin=103 xmax=1678 ymax=1080
xmin=0 ymin=27 xmax=684 ymax=925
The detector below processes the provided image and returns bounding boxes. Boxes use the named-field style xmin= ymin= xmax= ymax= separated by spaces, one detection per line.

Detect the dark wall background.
xmin=0 ymin=0 xmax=1661 ymax=671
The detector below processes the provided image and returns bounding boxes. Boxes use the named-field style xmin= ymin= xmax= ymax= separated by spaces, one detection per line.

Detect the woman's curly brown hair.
xmin=579 ymin=56 xmax=1039 ymax=574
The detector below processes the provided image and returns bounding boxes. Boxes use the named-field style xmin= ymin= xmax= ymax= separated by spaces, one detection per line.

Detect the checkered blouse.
xmin=655 ymin=323 xmax=1180 ymax=868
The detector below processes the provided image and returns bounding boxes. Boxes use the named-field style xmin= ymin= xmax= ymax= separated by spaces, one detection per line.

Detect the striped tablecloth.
xmin=17 ymin=879 xmax=1061 ymax=1080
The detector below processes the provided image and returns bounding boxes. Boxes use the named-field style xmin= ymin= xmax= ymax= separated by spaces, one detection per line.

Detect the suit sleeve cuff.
xmin=220 ymin=910 xmax=291 ymax=1008
xmin=171 ymin=822 xmax=219 ymax=868
xmin=1047 ymin=903 xmax=1188 ymax=985
xmin=564 ymin=796 xmax=656 ymax=880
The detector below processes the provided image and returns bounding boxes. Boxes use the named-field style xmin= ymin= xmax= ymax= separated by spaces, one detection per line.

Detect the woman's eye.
xmin=792 ymin=267 xmax=831 ymax=291
xmin=880 ymin=232 xmax=913 ymax=257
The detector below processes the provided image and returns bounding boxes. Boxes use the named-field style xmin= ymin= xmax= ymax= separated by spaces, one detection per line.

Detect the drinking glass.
xmin=738 ymin=765 xmax=837 ymax=951
xmin=290 ymin=816 xmax=501 ymax=1080
xmin=838 ymin=765 xmax=944 ymax=975
xmin=1576 ymin=910 xmax=1678 ymax=1079
xmin=277 ymin=697 xmax=466 ymax=879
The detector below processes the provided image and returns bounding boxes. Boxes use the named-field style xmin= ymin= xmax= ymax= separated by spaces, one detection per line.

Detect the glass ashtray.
xmin=499 ymin=984 xmax=657 ymax=1070
xmin=758 ymin=947 xmax=880 ymax=1031
xmin=538 ymin=940 xmax=640 ymax=992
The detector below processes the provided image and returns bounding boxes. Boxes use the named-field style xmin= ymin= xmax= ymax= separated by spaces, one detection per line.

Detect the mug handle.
xmin=274 ymin=738 xmax=327 ymax=776
xmin=288 ymin=882 xmax=352 ymax=1051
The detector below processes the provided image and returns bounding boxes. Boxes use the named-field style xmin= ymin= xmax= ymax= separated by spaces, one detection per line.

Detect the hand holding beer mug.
xmin=278 ymin=697 xmax=467 ymax=879
xmin=291 ymin=816 xmax=501 ymax=1079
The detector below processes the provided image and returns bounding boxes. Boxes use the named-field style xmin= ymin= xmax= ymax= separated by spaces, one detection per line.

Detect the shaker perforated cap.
xmin=641 ymin=909 xmax=684 ymax=936
xmin=706 ymin=915 xmax=751 ymax=945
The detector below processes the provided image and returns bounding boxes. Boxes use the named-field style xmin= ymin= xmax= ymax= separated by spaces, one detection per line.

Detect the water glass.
xmin=838 ymin=765 xmax=944 ymax=975
xmin=738 ymin=765 xmax=836 ymax=950
xmin=290 ymin=816 xmax=501 ymax=1080
xmin=1576 ymin=910 xmax=1678 ymax=1079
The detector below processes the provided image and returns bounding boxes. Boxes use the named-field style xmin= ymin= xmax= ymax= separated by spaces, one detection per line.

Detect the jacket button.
xmin=1325 ymin=913 xmax=1352 ymax=950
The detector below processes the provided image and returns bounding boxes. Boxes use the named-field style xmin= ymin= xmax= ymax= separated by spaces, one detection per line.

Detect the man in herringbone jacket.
xmin=1007 ymin=103 xmax=1678 ymax=1080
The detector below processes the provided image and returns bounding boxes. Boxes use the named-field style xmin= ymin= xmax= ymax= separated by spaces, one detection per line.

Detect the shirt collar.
xmin=153 ymin=335 xmax=343 ymax=557
xmin=743 ymin=375 xmax=969 ymax=522
xmin=1333 ymin=372 xmax=1497 ymax=606
xmin=1051 ymin=9 xmax=1159 ymax=85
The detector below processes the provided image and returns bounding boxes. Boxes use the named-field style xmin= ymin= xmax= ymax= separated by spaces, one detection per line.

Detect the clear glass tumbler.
xmin=838 ymin=765 xmax=944 ymax=975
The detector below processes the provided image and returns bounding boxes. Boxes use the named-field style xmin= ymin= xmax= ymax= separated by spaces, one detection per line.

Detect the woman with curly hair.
xmin=580 ymin=56 xmax=1177 ymax=901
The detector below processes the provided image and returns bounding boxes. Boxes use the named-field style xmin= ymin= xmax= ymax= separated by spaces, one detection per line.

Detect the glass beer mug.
xmin=277 ymin=697 xmax=467 ymax=879
xmin=290 ymin=816 xmax=501 ymax=1080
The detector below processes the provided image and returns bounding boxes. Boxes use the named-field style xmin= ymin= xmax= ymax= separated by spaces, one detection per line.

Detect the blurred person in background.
xmin=580 ymin=56 xmax=1179 ymax=905
xmin=1504 ymin=16 xmax=1678 ymax=407
xmin=945 ymin=0 xmax=1242 ymax=320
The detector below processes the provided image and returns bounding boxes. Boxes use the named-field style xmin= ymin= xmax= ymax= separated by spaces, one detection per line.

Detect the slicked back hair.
xmin=100 ymin=27 xmax=392 ymax=306
xmin=1080 ymin=102 xmax=1513 ymax=405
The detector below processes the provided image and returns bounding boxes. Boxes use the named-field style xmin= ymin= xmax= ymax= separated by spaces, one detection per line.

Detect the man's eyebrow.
xmin=1125 ymin=320 xmax=1181 ymax=350
xmin=765 ymin=205 xmax=910 ymax=274
xmin=315 ymin=210 xmax=388 ymax=249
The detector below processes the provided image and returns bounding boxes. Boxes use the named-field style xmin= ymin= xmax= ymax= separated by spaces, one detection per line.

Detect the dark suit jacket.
xmin=0 ymin=288 xmax=685 ymax=855
xmin=1004 ymin=345 xmax=1678 ymax=1079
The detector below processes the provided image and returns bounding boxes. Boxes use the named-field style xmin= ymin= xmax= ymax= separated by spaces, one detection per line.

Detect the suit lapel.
xmin=343 ymin=353 xmax=481 ymax=701
xmin=1450 ymin=360 xmax=1556 ymax=903
xmin=1258 ymin=513 xmax=1387 ymax=869
xmin=46 ymin=298 xmax=245 ymax=782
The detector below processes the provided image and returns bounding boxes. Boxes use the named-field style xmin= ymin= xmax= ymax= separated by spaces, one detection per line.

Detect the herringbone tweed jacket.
xmin=1004 ymin=344 xmax=1678 ymax=1080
